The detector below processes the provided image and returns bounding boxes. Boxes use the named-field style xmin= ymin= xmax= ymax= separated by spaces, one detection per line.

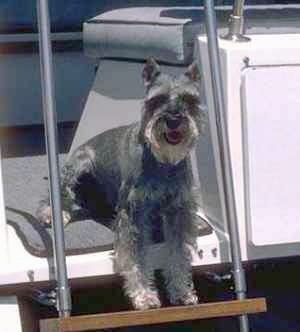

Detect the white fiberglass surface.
xmin=242 ymin=65 xmax=300 ymax=246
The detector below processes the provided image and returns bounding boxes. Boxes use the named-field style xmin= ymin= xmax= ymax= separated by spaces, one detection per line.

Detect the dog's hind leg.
xmin=114 ymin=207 xmax=161 ymax=310
xmin=36 ymin=145 xmax=95 ymax=226
xmin=162 ymin=208 xmax=199 ymax=306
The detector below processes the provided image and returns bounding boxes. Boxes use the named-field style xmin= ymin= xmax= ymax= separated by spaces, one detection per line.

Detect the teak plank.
xmin=40 ymin=298 xmax=266 ymax=332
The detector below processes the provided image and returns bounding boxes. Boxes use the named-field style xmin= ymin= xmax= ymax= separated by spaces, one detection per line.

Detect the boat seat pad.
xmin=84 ymin=5 xmax=300 ymax=64
xmin=3 ymin=153 xmax=211 ymax=258
xmin=3 ymin=154 xmax=114 ymax=258
xmin=83 ymin=6 xmax=203 ymax=65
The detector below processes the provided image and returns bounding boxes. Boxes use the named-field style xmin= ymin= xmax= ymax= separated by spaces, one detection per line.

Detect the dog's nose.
xmin=166 ymin=117 xmax=182 ymax=129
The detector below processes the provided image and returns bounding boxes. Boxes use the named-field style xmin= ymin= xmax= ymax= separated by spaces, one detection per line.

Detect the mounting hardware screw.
xmin=243 ymin=56 xmax=250 ymax=67
xmin=198 ymin=249 xmax=204 ymax=259
xmin=27 ymin=270 xmax=34 ymax=282
xmin=211 ymin=248 xmax=218 ymax=258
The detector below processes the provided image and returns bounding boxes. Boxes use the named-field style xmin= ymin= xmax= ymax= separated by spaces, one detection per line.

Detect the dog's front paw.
xmin=36 ymin=206 xmax=52 ymax=225
xmin=62 ymin=211 xmax=71 ymax=226
xmin=181 ymin=291 xmax=199 ymax=306
xmin=37 ymin=206 xmax=71 ymax=226
xmin=170 ymin=290 xmax=199 ymax=306
xmin=131 ymin=289 xmax=161 ymax=310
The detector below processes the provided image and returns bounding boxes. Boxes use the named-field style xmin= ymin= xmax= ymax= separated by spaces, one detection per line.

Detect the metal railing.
xmin=37 ymin=0 xmax=71 ymax=318
xmin=204 ymin=1 xmax=249 ymax=331
xmin=36 ymin=0 xmax=249 ymax=329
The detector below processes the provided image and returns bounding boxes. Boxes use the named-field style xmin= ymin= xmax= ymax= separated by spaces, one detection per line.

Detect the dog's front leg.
xmin=114 ymin=205 xmax=161 ymax=310
xmin=36 ymin=174 xmax=73 ymax=226
xmin=36 ymin=146 xmax=95 ymax=226
xmin=162 ymin=208 xmax=199 ymax=306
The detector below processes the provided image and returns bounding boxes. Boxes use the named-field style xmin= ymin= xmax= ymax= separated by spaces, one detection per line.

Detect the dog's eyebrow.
xmin=179 ymin=92 xmax=200 ymax=106
xmin=144 ymin=93 xmax=169 ymax=111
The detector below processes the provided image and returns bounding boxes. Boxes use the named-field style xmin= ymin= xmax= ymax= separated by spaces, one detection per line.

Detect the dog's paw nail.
xmin=45 ymin=217 xmax=52 ymax=225
xmin=180 ymin=291 xmax=199 ymax=306
xmin=182 ymin=293 xmax=198 ymax=306
xmin=132 ymin=290 xmax=161 ymax=310
xmin=170 ymin=291 xmax=198 ymax=306
xmin=37 ymin=206 xmax=52 ymax=225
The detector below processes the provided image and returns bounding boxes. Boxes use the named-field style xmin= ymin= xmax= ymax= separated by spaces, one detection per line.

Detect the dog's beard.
xmin=144 ymin=114 xmax=199 ymax=165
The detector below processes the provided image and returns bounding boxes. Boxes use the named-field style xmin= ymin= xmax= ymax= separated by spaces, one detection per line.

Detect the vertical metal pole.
xmin=0 ymin=147 xmax=8 ymax=266
xmin=232 ymin=0 xmax=245 ymax=17
xmin=203 ymin=1 xmax=249 ymax=331
xmin=222 ymin=0 xmax=250 ymax=42
xmin=37 ymin=0 xmax=71 ymax=318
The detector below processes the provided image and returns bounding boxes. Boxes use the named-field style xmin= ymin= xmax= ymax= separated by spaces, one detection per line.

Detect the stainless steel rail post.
xmin=222 ymin=0 xmax=250 ymax=42
xmin=37 ymin=0 xmax=72 ymax=318
xmin=203 ymin=1 xmax=249 ymax=331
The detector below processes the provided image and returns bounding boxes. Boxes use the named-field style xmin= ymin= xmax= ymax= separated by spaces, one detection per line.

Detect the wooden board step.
xmin=40 ymin=298 xmax=266 ymax=332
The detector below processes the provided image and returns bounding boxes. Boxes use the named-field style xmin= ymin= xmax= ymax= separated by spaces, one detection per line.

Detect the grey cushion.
xmin=3 ymin=153 xmax=211 ymax=257
xmin=3 ymin=155 xmax=114 ymax=257
xmin=83 ymin=6 xmax=204 ymax=65
xmin=84 ymin=5 xmax=300 ymax=64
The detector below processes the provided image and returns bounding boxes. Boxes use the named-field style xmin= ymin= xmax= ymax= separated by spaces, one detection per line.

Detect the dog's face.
xmin=140 ymin=58 xmax=204 ymax=165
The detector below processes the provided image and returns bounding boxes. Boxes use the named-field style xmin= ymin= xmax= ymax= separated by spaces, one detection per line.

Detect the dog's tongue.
xmin=166 ymin=130 xmax=182 ymax=145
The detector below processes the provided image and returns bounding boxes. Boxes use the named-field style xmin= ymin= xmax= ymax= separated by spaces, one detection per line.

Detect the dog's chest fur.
xmin=127 ymin=146 xmax=194 ymax=213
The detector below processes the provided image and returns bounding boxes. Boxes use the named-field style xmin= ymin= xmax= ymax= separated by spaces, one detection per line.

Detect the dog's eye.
xmin=180 ymin=93 xmax=200 ymax=107
xmin=145 ymin=94 xmax=169 ymax=112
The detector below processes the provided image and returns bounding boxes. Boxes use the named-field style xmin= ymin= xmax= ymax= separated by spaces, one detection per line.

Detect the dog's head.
xmin=139 ymin=58 xmax=205 ymax=165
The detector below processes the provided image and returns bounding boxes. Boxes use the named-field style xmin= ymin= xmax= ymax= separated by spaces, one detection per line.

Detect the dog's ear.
xmin=142 ymin=57 xmax=161 ymax=87
xmin=185 ymin=62 xmax=200 ymax=82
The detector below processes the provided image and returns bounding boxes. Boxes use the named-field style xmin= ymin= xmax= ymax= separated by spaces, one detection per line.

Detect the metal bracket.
xmin=30 ymin=288 xmax=57 ymax=307
xmin=221 ymin=1 xmax=250 ymax=42
xmin=222 ymin=14 xmax=250 ymax=42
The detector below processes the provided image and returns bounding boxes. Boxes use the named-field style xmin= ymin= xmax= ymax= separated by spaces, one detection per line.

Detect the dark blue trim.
xmin=0 ymin=1 xmax=294 ymax=33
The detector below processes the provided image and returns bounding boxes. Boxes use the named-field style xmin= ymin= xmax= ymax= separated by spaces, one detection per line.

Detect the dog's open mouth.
xmin=165 ymin=130 xmax=183 ymax=145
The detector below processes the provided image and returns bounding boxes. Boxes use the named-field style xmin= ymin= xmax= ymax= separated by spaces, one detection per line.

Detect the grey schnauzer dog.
xmin=37 ymin=58 xmax=205 ymax=310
